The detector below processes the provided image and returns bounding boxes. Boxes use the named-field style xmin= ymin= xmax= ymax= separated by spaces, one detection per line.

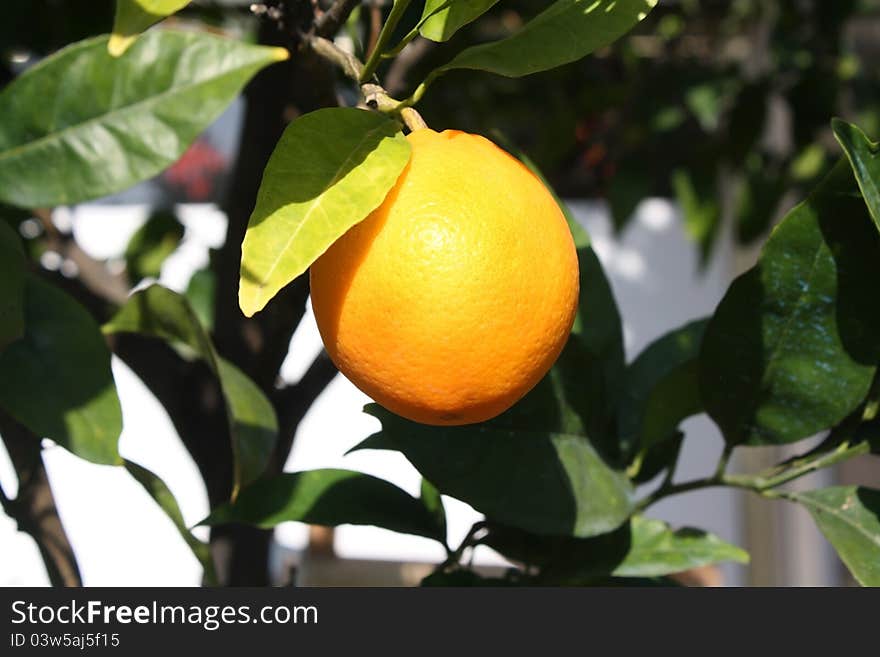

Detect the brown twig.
xmin=316 ymin=0 xmax=362 ymax=38
xmin=0 ymin=411 xmax=82 ymax=587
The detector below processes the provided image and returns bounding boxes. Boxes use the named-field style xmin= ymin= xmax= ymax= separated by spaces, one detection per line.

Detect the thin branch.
xmin=273 ymin=351 xmax=338 ymax=460
xmin=316 ymin=0 xmax=361 ymax=38
xmin=367 ymin=2 xmax=383 ymax=57
xmin=360 ymin=0 xmax=412 ymax=83
xmin=0 ymin=411 xmax=82 ymax=587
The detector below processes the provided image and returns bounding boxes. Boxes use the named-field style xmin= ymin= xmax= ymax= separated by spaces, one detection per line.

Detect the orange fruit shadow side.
xmin=310 ymin=129 xmax=580 ymax=425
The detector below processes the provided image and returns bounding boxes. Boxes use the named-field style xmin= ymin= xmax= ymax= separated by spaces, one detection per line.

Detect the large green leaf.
xmin=202 ymin=469 xmax=445 ymax=542
xmin=239 ymin=108 xmax=411 ymax=317
xmin=419 ymin=1 xmax=500 ymax=42
xmin=104 ymin=284 xmax=277 ymax=497
xmin=124 ymin=459 xmax=216 ymax=584
xmin=791 ymin=487 xmax=880 ymax=587
xmin=110 ymin=0 xmax=191 ymax=56
xmin=0 ymin=221 xmax=25 ymax=352
xmin=357 ymin=405 xmax=634 ymax=538
xmin=419 ymin=0 xmax=656 ymax=90
xmin=833 ymin=118 xmax=880 ymax=234
xmin=620 ymin=319 xmax=707 ymax=460
xmin=486 ymin=516 xmax=748 ymax=582
xmin=0 ymin=31 xmax=287 ymax=208
xmin=0 ymin=276 xmax=122 ymax=464
xmin=700 ymin=160 xmax=880 ymax=445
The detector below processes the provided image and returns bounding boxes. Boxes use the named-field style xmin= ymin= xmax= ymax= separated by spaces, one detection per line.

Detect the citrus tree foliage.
xmin=0 ymin=0 xmax=879 ymax=588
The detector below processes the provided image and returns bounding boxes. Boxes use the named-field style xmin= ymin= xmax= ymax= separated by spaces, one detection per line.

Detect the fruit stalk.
xmin=307 ymin=34 xmax=428 ymax=131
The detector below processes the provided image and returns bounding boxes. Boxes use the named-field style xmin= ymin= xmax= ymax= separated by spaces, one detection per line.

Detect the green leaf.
xmin=672 ymin=168 xmax=721 ymax=267
xmin=832 ymin=118 xmax=880 ymax=234
xmin=701 ymin=160 xmax=880 ymax=445
xmin=0 ymin=221 xmax=25 ymax=353
xmin=420 ymin=0 xmax=656 ymax=89
xmin=620 ymin=319 xmax=707 ymax=460
xmin=487 ymin=517 xmax=748 ymax=582
xmin=420 ymin=478 xmax=447 ymax=544
xmin=104 ymin=284 xmax=277 ymax=497
xmin=110 ymin=0 xmax=191 ymax=56
xmin=124 ymin=209 xmax=184 ymax=284
xmin=0 ymin=31 xmax=287 ymax=208
xmin=124 ymin=459 xmax=216 ymax=584
xmin=0 ymin=276 xmax=122 ymax=464
xmin=610 ymin=517 xmax=749 ymax=578
xmin=419 ymin=1 xmax=500 ymax=42
xmin=184 ymin=268 xmax=215 ymax=331
xmin=791 ymin=486 xmax=880 ymax=586
xmin=202 ymin=469 xmax=445 ymax=542
xmin=239 ymin=108 xmax=411 ymax=317
xmin=358 ymin=405 xmax=635 ymax=538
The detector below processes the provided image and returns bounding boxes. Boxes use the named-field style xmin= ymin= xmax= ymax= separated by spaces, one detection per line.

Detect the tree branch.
xmin=316 ymin=0 xmax=362 ymax=38
xmin=0 ymin=411 xmax=82 ymax=587
xmin=273 ymin=351 xmax=338 ymax=465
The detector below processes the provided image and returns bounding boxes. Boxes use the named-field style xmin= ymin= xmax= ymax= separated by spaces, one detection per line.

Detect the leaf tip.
xmin=108 ymin=34 xmax=136 ymax=57
xmin=270 ymin=47 xmax=290 ymax=62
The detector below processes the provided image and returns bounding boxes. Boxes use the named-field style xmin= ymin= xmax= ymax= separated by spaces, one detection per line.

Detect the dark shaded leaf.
xmin=0 ymin=276 xmax=121 ymax=464
xmin=421 ymin=569 xmax=521 ymax=586
xmin=701 ymin=160 xmax=880 ymax=445
xmin=485 ymin=516 xmax=747 ymax=582
xmin=358 ymin=405 xmax=634 ymax=538
xmin=104 ymin=284 xmax=276 ymax=496
xmin=202 ymin=469 xmax=445 ymax=542
xmin=0 ymin=220 xmax=25 ymax=352
xmin=420 ymin=478 xmax=447 ymax=545
xmin=620 ymin=319 xmax=707 ymax=461
xmin=124 ymin=459 xmax=215 ymax=583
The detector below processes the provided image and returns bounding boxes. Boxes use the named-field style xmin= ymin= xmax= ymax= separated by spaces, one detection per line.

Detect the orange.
xmin=310 ymin=129 xmax=579 ymax=425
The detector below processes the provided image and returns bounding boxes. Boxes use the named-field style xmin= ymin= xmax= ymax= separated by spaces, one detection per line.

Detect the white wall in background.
xmin=0 ymin=198 xmax=746 ymax=586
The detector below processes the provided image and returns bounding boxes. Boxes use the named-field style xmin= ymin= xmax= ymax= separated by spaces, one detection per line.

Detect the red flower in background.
xmin=163 ymin=139 xmax=227 ymax=201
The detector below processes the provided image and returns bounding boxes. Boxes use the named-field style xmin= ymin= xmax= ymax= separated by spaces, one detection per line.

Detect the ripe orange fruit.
xmin=310 ymin=129 xmax=579 ymax=425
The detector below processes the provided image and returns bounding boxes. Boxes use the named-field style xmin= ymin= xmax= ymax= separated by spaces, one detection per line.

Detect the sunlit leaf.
xmin=0 ymin=277 xmax=122 ymax=464
xmin=792 ymin=486 xmax=880 ymax=586
xmin=0 ymin=31 xmax=287 ymax=208
xmin=419 ymin=1 xmax=499 ymax=42
xmin=110 ymin=0 xmax=191 ymax=56
xmin=833 ymin=118 xmax=880 ymax=234
xmin=239 ymin=108 xmax=411 ymax=317
xmin=419 ymin=0 xmax=656 ymax=91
